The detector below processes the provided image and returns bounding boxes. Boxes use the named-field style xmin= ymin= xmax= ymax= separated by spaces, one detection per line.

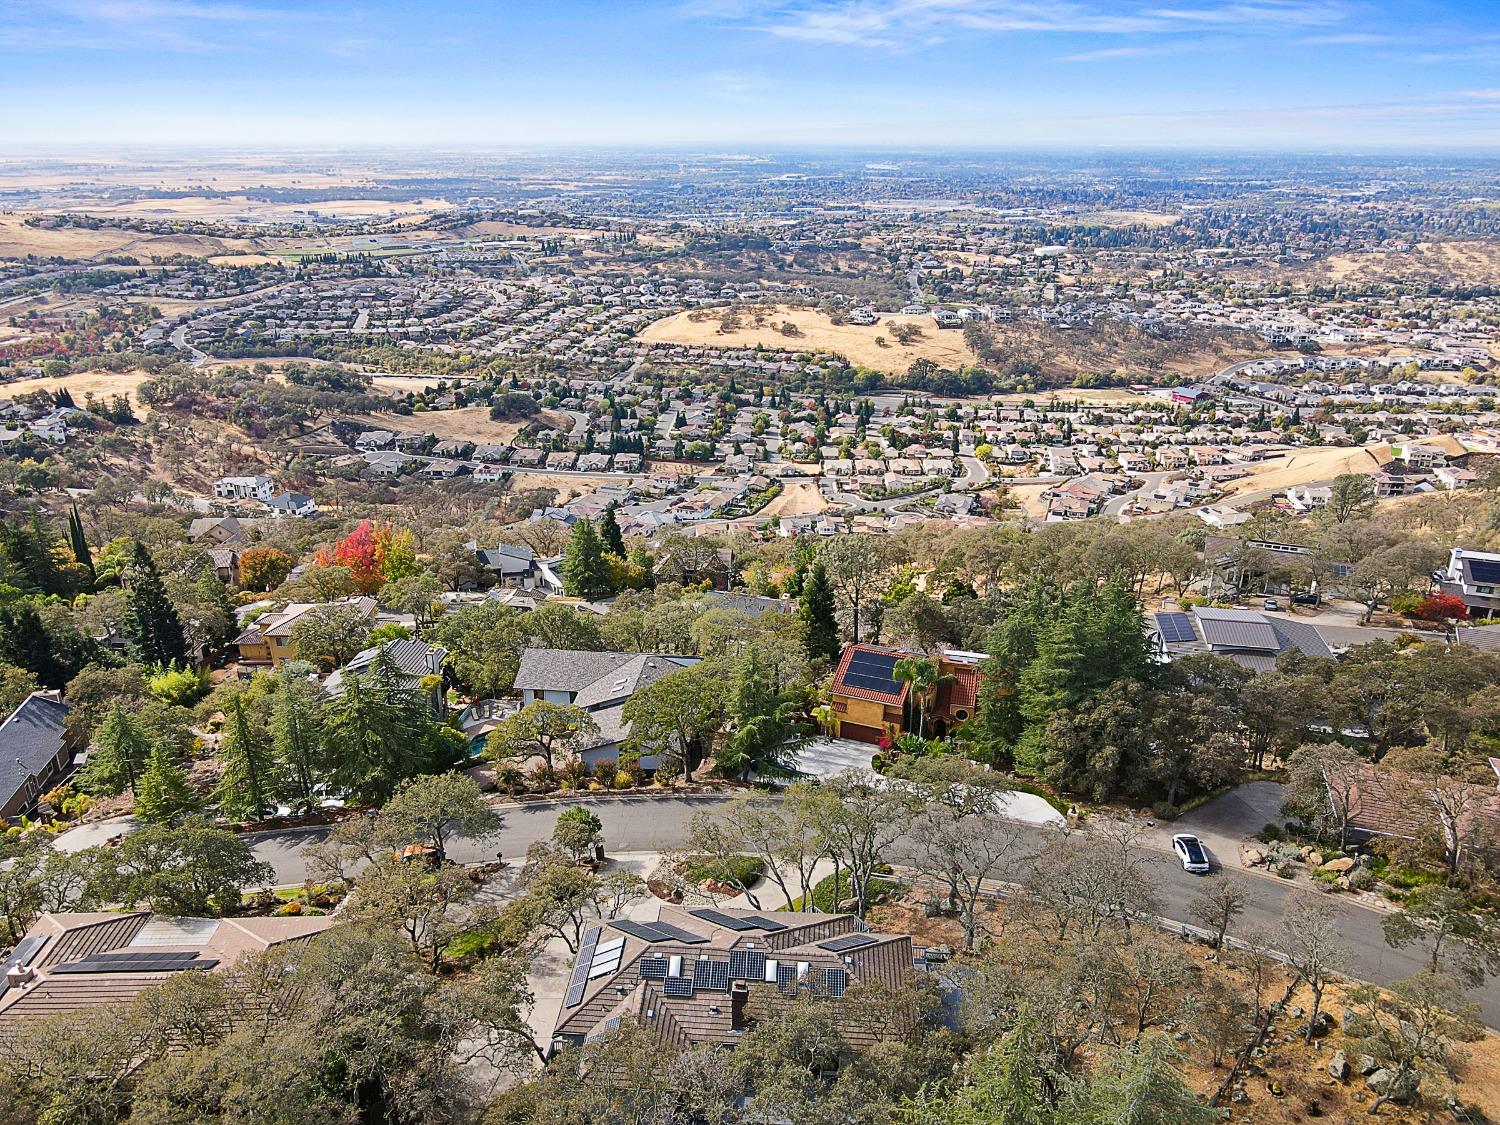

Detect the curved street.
xmin=216 ymin=789 xmax=1500 ymax=1029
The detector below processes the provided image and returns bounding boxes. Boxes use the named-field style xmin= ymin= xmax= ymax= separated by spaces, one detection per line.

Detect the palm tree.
xmin=893 ymin=656 xmax=948 ymax=739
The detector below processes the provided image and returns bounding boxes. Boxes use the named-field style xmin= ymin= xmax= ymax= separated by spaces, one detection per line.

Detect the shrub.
xmin=149 ymin=664 xmax=209 ymax=707
xmin=559 ymin=759 xmax=588 ymax=787
xmin=592 ymin=760 xmax=618 ymax=787
xmin=613 ymin=773 xmax=633 ymax=790
xmin=492 ymin=763 xmax=525 ymax=794
xmin=1257 ymin=823 xmax=1284 ymax=843
xmin=685 ymin=854 xmax=765 ymax=888
xmin=787 ymin=864 xmax=899 ymax=912
xmin=1346 ymin=866 xmax=1376 ymax=892
xmin=526 ymin=761 xmax=555 ymax=790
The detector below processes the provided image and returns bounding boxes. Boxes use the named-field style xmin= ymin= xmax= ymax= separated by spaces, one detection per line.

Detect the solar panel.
xmin=53 ymin=956 xmax=218 ymax=974
xmin=776 ymin=963 xmax=798 ymax=995
xmin=692 ymin=959 xmax=730 ymax=991
xmin=818 ymin=934 xmax=876 ymax=952
xmin=609 ymin=920 xmax=668 ymax=943
xmin=742 ymin=915 xmax=787 ymax=932
xmin=564 ymin=926 xmax=600 ymax=1008
xmin=1469 ymin=558 xmax=1500 ymax=584
xmin=638 ymin=956 xmax=669 ymax=979
xmin=1155 ymin=611 xmax=1196 ymax=644
xmin=823 ymin=967 xmax=848 ymax=998
xmin=729 ymin=949 xmax=766 ymax=981
xmin=689 ymin=908 xmax=755 ymax=931
xmin=648 ymin=922 xmax=709 ymax=945
xmin=841 ymin=649 xmax=901 ymax=696
xmin=662 ymin=976 xmax=694 ymax=998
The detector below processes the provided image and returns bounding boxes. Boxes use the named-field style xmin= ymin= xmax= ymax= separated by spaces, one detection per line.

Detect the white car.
xmin=1173 ymin=833 xmax=1211 ymax=874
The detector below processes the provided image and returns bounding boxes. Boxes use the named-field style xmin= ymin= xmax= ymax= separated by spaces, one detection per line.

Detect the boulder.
xmin=1322 ymin=857 xmax=1356 ymax=873
xmin=1328 ymin=1050 xmax=1350 ymax=1081
xmin=1245 ymin=848 xmax=1266 ymax=867
xmin=1309 ymin=1011 xmax=1334 ymax=1038
xmin=1358 ymin=1055 xmax=1380 ymax=1077
xmin=1306 ymin=851 xmax=1325 ymax=867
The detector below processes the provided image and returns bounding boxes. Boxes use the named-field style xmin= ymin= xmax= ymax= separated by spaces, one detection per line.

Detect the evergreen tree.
xmin=562 ymin=519 xmax=611 ymax=599
xmin=798 ymin=562 xmax=839 ymax=664
xmin=66 ymin=505 xmax=94 ymax=587
xmin=214 ymin=694 xmax=274 ymax=821
xmin=0 ymin=601 xmax=67 ymax=687
xmin=321 ymin=650 xmax=437 ymax=803
xmin=134 ymin=741 xmax=196 ymax=824
xmin=599 ymin=504 xmax=626 ymax=558
xmin=194 ymin=568 xmax=238 ymax=650
xmin=80 ymin=702 xmax=150 ymax=795
xmin=124 ymin=541 xmax=188 ymax=666
xmin=270 ymin=662 xmax=327 ymax=813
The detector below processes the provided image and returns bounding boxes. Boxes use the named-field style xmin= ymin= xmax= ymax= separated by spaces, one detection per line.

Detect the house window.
xmin=1478 ymin=586 xmax=1495 ymax=596
xmin=953 ymin=708 xmax=969 ymax=721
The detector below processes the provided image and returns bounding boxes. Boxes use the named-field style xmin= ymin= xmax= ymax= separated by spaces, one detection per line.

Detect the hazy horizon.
xmin=3 ymin=0 xmax=1498 ymax=150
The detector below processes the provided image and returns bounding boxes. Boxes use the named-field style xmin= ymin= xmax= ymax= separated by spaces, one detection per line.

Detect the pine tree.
xmin=562 ymin=519 xmax=611 ymax=599
xmin=270 ymin=663 xmax=326 ymax=813
xmin=599 ymin=504 xmax=626 ymax=558
xmin=194 ymin=568 xmax=237 ymax=650
xmin=0 ymin=601 xmax=67 ymax=688
xmin=124 ymin=541 xmax=188 ymax=666
xmin=799 ymin=562 xmax=839 ymax=664
xmin=134 ymin=741 xmax=196 ymax=824
xmin=67 ymin=505 xmax=94 ymax=587
xmin=214 ymin=694 xmax=274 ymax=821
xmin=81 ymin=702 xmax=150 ymax=795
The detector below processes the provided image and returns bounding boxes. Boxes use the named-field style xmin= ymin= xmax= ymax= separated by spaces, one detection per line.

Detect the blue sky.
xmin=2 ymin=0 xmax=1499 ymax=149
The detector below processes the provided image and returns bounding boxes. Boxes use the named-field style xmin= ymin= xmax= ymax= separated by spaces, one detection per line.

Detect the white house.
xmin=214 ymin=475 xmax=275 ymax=502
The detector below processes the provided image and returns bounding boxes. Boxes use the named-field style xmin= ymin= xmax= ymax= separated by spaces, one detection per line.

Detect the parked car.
xmin=1261 ymin=598 xmax=1279 ymax=612
xmin=1291 ymin=592 xmax=1321 ymax=606
xmin=1172 ymin=833 xmax=1211 ymax=874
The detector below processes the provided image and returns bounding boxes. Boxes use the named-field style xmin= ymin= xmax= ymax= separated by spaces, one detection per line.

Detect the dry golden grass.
xmin=1313 ymin=241 xmax=1500 ymax=286
xmin=1220 ymin=446 xmax=1385 ymax=497
xmin=641 ymin=305 xmax=973 ymax=375
xmin=0 ymin=214 xmax=259 ymax=262
xmin=0 ymin=367 xmax=154 ymax=408
xmin=340 ymin=406 xmax=563 ymax=446
xmin=1073 ymin=209 xmax=1181 ymax=228
xmin=759 ymin=478 xmax=829 ymax=517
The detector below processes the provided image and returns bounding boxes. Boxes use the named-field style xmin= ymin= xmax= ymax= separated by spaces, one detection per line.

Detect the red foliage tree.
xmin=316 ymin=520 xmax=391 ymax=593
xmin=1412 ymin=593 xmax=1470 ymax=622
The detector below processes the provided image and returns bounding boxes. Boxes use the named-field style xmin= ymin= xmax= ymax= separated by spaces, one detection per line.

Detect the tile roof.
xmin=553 ymin=906 xmax=912 ymax=1050
xmin=0 ymin=692 xmax=71 ymax=809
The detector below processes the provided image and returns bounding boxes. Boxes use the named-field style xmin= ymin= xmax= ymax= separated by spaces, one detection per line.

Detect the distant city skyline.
xmin=3 ymin=0 xmax=1499 ymax=149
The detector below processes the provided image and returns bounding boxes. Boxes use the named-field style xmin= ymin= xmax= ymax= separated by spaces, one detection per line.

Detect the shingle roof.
xmin=513 ymin=648 xmax=636 ymax=693
xmin=0 ymin=693 xmax=71 ymax=809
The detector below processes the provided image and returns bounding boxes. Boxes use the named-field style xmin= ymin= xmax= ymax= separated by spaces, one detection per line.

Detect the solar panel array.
xmin=587 ymin=936 xmax=625 ymax=980
xmin=742 ymin=914 xmax=786 ymax=932
xmin=1469 ymin=557 xmax=1500 ymax=584
xmin=662 ymin=976 xmax=694 ymax=998
xmin=688 ymin=908 xmax=754 ymax=931
xmin=692 ymin=959 xmax=730 ymax=992
xmin=1155 ymin=611 xmax=1196 ymax=643
xmin=53 ymin=951 xmax=218 ymax=975
xmin=729 ymin=949 xmax=766 ymax=981
xmin=822 ymin=967 xmax=849 ymax=999
xmin=609 ymin=919 xmax=708 ymax=944
xmin=818 ymin=933 xmax=876 ymax=953
xmin=649 ymin=921 xmax=709 ymax=945
xmin=841 ymin=648 xmax=901 ymax=696
xmin=638 ymin=956 xmax=669 ymax=979
xmin=563 ymin=926 xmax=601 ymax=1008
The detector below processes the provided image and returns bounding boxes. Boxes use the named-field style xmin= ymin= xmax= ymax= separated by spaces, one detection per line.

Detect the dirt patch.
xmin=1220 ymin=446 xmax=1385 ymax=497
xmin=340 ymin=406 xmax=567 ymax=445
xmin=759 ymin=479 xmax=829 ymax=518
xmin=640 ymin=305 xmax=974 ymax=375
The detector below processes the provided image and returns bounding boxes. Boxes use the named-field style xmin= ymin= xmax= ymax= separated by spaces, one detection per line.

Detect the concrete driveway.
xmin=1149 ymin=781 xmax=1287 ymax=870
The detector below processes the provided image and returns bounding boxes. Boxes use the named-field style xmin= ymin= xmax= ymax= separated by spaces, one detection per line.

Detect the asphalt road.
xmin=243 ymin=792 xmax=1500 ymax=1028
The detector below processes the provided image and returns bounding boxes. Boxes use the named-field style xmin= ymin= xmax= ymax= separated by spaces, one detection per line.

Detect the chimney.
xmin=6 ymin=964 xmax=35 ymax=989
xmin=730 ymin=980 xmax=750 ymax=1030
